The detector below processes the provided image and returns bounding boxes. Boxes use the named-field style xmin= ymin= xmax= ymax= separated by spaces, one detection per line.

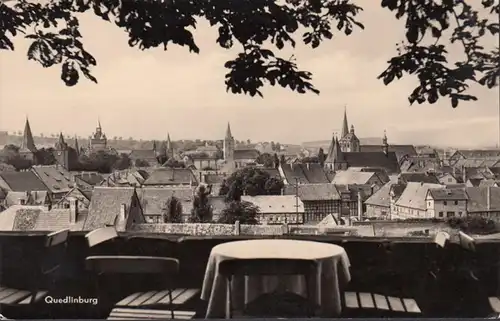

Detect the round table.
xmin=201 ymin=239 xmax=351 ymax=318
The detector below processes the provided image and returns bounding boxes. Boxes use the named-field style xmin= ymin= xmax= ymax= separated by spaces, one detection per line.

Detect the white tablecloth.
xmin=201 ymin=239 xmax=351 ymax=318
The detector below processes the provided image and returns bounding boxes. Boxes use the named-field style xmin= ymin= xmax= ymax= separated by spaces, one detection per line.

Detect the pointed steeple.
xmin=58 ymin=132 xmax=65 ymax=144
xmin=55 ymin=132 xmax=68 ymax=150
xmin=20 ymin=117 xmax=36 ymax=152
xmin=225 ymin=122 xmax=233 ymax=139
xmin=333 ymin=137 xmax=344 ymax=162
xmin=341 ymin=106 xmax=349 ymax=138
xmin=326 ymin=133 xmax=337 ymax=163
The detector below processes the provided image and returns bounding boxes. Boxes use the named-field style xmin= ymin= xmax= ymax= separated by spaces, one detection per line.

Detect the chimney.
xmin=357 ymin=191 xmax=363 ymax=220
xmin=69 ymin=198 xmax=78 ymax=223
xmin=306 ymin=163 xmax=310 ymax=170
xmin=487 ymin=186 xmax=491 ymax=210
xmin=462 ymin=165 xmax=466 ymax=184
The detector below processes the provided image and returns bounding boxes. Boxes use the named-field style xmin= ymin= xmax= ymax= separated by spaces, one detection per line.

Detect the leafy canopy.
xmin=1 ymin=0 xmax=498 ymax=107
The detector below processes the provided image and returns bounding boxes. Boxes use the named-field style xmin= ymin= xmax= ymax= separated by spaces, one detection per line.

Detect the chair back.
xmin=42 ymin=228 xmax=70 ymax=275
xmin=434 ymin=231 xmax=451 ymax=248
xmin=219 ymin=259 xmax=317 ymax=319
xmin=458 ymin=231 xmax=476 ymax=252
xmin=85 ymin=227 xmax=119 ymax=248
xmin=85 ymin=255 xmax=179 ymax=275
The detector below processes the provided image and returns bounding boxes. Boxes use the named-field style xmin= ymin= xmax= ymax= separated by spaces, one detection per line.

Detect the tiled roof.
xmin=4 ymin=190 xmax=49 ymax=207
xmin=74 ymin=172 xmax=104 ymax=186
xmin=364 ymin=180 xmax=397 ymax=207
xmin=399 ymin=172 xmax=440 ymax=184
xmin=282 ymin=183 xmax=341 ymax=201
xmin=83 ymin=187 xmax=138 ymax=230
xmin=35 ymin=208 xmax=86 ymax=231
xmin=0 ymin=205 xmax=85 ymax=231
xmin=280 ymin=163 xmax=309 ymax=184
xmin=395 ymin=182 xmax=443 ymax=210
xmin=299 ymin=163 xmax=329 ymax=183
xmin=390 ymin=183 xmax=407 ymax=202
xmin=343 ymin=152 xmax=400 ymax=174
xmin=456 ymin=149 xmax=500 ymax=158
xmin=0 ymin=205 xmax=42 ymax=231
xmin=137 ymin=187 xmax=194 ymax=216
xmin=234 ymin=149 xmax=260 ymax=160
xmin=31 ymin=165 xmax=74 ymax=193
xmin=55 ymin=187 xmax=92 ymax=208
xmin=241 ymin=195 xmax=304 ymax=214
xmin=331 ymin=171 xmax=378 ymax=185
xmin=454 ymin=158 xmax=496 ymax=168
xmin=479 ymin=179 xmax=500 ymax=187
xmin=466 ymin=186 xmax=500 ymax=212
xmin=467 ymin=178 xmax=483 ymax=187
xmin=360 ymin=144 xmax=417 ymax=160
xmin=0 ymin=171 xmax=49 ymax=192
xmin=143 ymin=168 xmax=198 ymax=186
xmin=427 ymin=188 xmax=467 ymax=200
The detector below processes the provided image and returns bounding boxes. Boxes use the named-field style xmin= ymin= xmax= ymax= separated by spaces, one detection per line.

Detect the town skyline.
xmin=0 ymin=2 xmax=498 ymax=147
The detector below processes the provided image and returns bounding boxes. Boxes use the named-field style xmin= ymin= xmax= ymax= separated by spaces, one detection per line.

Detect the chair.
xmin=85 ymin=256 xmax=198 ymax=320
xmin=340 ymin=241 xmax=422 ymax=318
xmin=0 ymin=229 xmax=69 ymax=307
xmin=218 ymin=258 xmax=318 ymax=318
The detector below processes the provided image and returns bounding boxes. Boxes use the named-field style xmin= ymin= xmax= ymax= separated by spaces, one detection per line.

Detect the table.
xmin=201 ymin=239 xmax=351 ymax=318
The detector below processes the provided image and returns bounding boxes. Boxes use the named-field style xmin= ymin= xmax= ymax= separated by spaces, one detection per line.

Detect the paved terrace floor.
xmin=0 ymin=232 xmax=498 ymax=319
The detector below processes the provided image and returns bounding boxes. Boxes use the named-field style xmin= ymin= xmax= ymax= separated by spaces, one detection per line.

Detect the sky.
xmin=0 ymin=1 xmax=498 ymax=147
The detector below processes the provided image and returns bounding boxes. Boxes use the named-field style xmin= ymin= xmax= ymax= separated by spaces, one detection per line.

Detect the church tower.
xmin=19 ymin=117 xmax=37 ymax=161
xmin=54 ymin=132 xmax=70 ymax=169
xmin=339 ymin=107 xmax=360 ymax=152
xmin=223 ymin=122 xmax=235 ymax=160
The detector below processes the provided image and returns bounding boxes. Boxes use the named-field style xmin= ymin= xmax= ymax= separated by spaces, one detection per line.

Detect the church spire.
xmin=55 ymin=132 xmax=68 ymax=150
xmin=225 ymin=122 xmax=233 ymax=139
xmin=20 ymin=117 xmax=36 ymax=152
xmin=341 ymin=106 xmax=349 ymax=138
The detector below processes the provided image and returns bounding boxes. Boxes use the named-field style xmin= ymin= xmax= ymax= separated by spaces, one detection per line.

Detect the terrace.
xmin=0 ymin=229 xmax=498 ymax=319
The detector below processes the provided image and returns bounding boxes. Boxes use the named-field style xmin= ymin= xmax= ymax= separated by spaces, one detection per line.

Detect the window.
xmin=448 ymin=178 xmax=452 ymax=182
xmin=428 ymin=201 xmax=431 ymax=207
xmin=447 ymin=212 xmax=454 ymax=218
xmin=454 ymin=200 xmax=458 ymax=205
xmin=439 ymin=211 xmax=444 ymax=218
xmin=443 ymin=201 xmax=447 ymax=205
xmin=459 ymin=211 xmax=463 ymax=216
